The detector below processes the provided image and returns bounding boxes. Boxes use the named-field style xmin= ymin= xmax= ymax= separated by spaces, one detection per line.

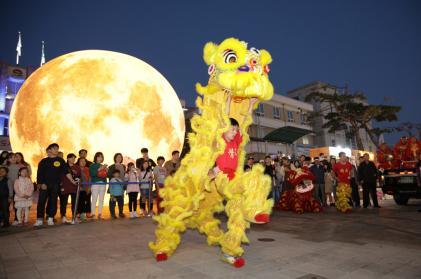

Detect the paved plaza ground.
xmin=0 ymin=199 xmax=420 ymax=279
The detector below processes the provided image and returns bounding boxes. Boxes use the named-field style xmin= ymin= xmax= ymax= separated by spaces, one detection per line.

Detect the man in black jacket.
xmin=358 ymin=153 xmax=380 ymax=208
xmin=34 ymin=143 xmax=77 ymax=227
xmin=136 ymin=148 xmax=156 ymax=170
xmin=264 ymin=155 xmax=277 ymax=201
xmin=310 ymin=157 xmax=325 ymax=205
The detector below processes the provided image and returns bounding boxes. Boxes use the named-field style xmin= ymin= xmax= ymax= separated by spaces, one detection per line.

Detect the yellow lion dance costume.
xmin=149 ymin=38 xmax=274 ymax=268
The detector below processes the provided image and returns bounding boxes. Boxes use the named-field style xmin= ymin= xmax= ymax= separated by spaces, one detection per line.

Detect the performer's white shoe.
xmin=33 ymin=219 xmax=43 ymax=227
xmin=221 ymin=254 xmax=245 ymax=268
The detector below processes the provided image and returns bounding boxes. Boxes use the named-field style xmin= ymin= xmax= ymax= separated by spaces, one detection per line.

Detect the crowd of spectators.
xmin=246 ymin=152 xmax=383 ymax=209
xmin=0 ymin=144 xmax=181 ymax=228
xmin=1 ymin=143 xmax=419 ymax=228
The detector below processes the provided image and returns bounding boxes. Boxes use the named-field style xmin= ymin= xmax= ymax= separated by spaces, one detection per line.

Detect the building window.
xmin=258 ymin=126 xmax=265 ymax=138
xmin=273 ymin=106 xmax=280 ymax=119
xmin=302 ymin=136 xmax=309 ymax=145
xmin=300 ymin=113 xmax=306 ymax=124
xmin=256 ymin=103 xmax=264 ymax=116
xmin=287 ymin=111 xmax=294 ymax=122
xmin=3 ymin=118 xmax=8 ymax=136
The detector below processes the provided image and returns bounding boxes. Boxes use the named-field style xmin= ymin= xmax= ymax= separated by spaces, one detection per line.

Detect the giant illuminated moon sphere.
xmin=9 ymin=50 xmax=185 ymax=171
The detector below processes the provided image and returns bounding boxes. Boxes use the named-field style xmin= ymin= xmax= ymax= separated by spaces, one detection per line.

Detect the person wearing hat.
xmin=34 ymin=143 xmax=77 ymax=227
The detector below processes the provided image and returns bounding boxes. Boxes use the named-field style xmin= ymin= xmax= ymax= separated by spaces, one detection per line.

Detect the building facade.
xmin=287 ymin=81 xmax=376 ymax=153
xmin=246 ymin=93 xmax=314 ymax=159
xmin=0 ymin=61 xmax=34 ymax=136
xmin=0 ymin=62 xmax=34 ymax=151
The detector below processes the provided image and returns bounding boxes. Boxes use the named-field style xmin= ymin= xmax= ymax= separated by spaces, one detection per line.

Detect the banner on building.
xmin=7 ymin=66 xmax=27 ymax=78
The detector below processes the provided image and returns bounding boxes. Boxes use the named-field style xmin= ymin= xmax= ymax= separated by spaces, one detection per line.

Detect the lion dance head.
xmin=196 ymin=37 xmax=274 ymax=101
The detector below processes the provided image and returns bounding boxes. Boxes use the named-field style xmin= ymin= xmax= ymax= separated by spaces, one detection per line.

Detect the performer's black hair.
xmin=229 ymin=118 xmax=239 ymax=127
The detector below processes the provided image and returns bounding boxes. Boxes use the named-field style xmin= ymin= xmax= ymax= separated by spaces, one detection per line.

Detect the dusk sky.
xmin=1 ymin=0 xmax=420 ymax=142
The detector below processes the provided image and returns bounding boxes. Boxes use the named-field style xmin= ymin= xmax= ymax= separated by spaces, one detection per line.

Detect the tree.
xmin=306 ymin=92 xmax=401 ymax=150
xmin=393 ymin=122 xmax=421 ymax=138
xmin=359 ymin=104 xmax=401 ymax=148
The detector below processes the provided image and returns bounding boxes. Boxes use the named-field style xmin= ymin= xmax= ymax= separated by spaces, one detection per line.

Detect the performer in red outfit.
xmin=332 ymin=152 xmax=353 ymax=212
xmin=333 ymin=159 xmax=352 ymax=185
xmin=394 ymin=136 xmax=410 ymax=162
xmin=279 ymin=168 xmax=322 ymax=214
xmin=377 ymin=143 xmax=397 ymax=170
xmin=214 ymin=118 xmax=243 ymax=181
xmin=406 ymin=136 xmax=420 ymax=161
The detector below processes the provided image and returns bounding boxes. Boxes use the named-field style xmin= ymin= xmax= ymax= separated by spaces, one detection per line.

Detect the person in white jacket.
xmin=14 ymin=167 xmax=34 ymax=225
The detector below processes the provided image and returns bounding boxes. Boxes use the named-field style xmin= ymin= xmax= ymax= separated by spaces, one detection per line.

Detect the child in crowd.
xmin=324 ymin=164 xmax=336 ymax=206
xmin=77 ymin=158 xmax=90 ymax=222
xmin=0 ymin=151 xmax=9 ymax=165
xmin=0 ymin=167 xmax=10 ymax=227
xmin=139 ymin=160 xmax=153 ymax=217
xmin=7 ymin=153 xmax=20 ymax=226
xmin=125 ymin=162 xmax=140 ymax=218
xmin=13 ymin=167 xmax=34 ymax=225
xmin=109 ymin=170 xmax=125 ymax=219
xmin=153 ymin=156 xmax=167 ymax=214
xmin=15 ymin=152 xmax=32 ymax=178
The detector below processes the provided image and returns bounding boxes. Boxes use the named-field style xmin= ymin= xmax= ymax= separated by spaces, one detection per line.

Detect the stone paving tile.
xmin=339 ymin=268 xmax=384 ymax=279
xmin=2 ymin=256 xmax=36 ymax=274
xmin=385 ymin=264 xmax=421 ymax=278
xmin=38 ymin=266 xmax=83 ymax=279
xmin=5 ymin=269 xmax=42 ymax=279
xmin=34 ymin=260 xmax=65 ymax=271
xmin=96 ymin=261 xmax=131 ymax=274
xmin=166 ymin=270 xmax=213 ymax=279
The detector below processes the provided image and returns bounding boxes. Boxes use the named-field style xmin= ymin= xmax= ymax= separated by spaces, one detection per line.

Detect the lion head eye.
xmin=223 ymin=49 xmax=237 ymax=64
xmin=250 ymin=47 xmax=260 ymax=55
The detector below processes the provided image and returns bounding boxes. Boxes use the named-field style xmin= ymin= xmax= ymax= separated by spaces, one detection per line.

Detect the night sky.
xmin=1 ymin=0 xmax=420 ymax=143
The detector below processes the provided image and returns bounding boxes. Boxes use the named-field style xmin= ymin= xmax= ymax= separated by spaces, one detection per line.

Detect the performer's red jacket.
xmin=333 ymin=161 xmax=352 ymax=184
xmin=216 ymin=132 xmax=243 ymax=180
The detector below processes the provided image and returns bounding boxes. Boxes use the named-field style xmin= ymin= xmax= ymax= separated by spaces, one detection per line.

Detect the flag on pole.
xmin=40 ymin=41 xmax=46 ymax=66
xmin=16 ymin=32 xmax=22 ymax=65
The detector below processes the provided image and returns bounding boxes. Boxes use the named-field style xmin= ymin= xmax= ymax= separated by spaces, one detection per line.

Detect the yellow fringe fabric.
xmin=149 ymin=38 xmax=274 ymax=259
xmin=336 ymin=183 xmax=352 ymax=213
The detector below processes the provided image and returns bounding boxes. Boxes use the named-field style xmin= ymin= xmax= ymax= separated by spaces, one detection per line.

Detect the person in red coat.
xmin=333 ymin=152 xmax=353 ymax=213
xmin=394 ymin=136 xmax=410 ymax=162
xmin=406 ymin=136 xmax=420 ymax=161
xmin=377 ymin=143 xmax=397 ymax=170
